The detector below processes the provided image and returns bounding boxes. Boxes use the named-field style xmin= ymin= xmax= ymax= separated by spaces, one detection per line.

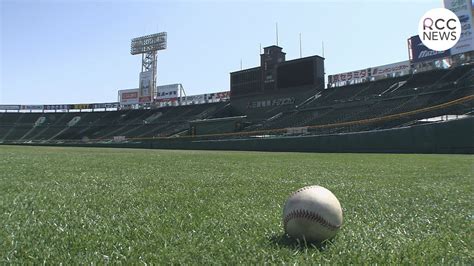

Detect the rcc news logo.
xmin=418 ymin=8 xmax=461 ymax=51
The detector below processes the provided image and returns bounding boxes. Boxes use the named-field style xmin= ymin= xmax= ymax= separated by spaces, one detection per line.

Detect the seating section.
xmin=1 ymin=64 xmax=473 ymax=142
xmin=245 ymin=65 xmax=474 ymax=135
xmin=0 ymin=102 xmax=228 ymax=142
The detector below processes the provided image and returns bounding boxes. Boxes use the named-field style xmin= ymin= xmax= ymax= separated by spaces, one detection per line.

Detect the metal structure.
xmin=130 ymin=32 xmax=167 ymax=103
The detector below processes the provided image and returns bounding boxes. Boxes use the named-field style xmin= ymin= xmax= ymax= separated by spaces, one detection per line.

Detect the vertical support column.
xmin=151 ymin=51 xmax=157 ymax=103
xmin=141 ymin=51 xmax=158 ymax=104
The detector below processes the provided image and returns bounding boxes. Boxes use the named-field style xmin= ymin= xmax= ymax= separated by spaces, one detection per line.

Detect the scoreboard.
xmin=230 ymin=48 xmax=324 ymax=98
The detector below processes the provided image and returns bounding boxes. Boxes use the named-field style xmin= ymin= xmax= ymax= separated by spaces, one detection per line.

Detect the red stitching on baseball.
xmin=289 ymin=185 xmax=319 ymax=198
xmin=284 ymin=209 xmax=340 ymax=232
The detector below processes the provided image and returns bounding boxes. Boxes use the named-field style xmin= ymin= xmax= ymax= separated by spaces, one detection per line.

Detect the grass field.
xmin=0 ymin=145 xmax=472 ymax=264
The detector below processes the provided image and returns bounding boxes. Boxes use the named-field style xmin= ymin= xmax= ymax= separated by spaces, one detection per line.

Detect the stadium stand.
xmin=1 ymin=63 xmax=473 ymax=144
xmin=0 ymin=102 xmax=229 ymax=142
xmin=238 ymin=63 xmax=473 ymax=136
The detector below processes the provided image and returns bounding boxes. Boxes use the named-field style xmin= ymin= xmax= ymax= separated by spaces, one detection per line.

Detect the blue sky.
xmin=1 ymin=0 xmax=441 ymax=104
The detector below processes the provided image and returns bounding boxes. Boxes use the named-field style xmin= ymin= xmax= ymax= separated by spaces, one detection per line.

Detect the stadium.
xmin=0 ymin=0 xmax=473 ymax=264
xmin=1 ymin=45 xmax=473 ymax=152
xmin=0 ymin=34 xmax=473 ymax=152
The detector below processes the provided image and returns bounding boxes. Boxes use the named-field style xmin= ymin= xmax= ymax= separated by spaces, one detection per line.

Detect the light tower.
xmin=130 ymin=32 xmax=167 ymax=104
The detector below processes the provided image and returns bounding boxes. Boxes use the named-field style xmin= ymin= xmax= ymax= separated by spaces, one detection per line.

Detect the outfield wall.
xmin=145 ymin=117 xmax=473 ymax=153
xmin=7 ymin=116 xmax=473 ymax=154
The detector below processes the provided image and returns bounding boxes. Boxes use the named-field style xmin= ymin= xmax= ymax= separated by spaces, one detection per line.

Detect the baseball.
xmin=283 ymin=185 xmax=343 ymax=242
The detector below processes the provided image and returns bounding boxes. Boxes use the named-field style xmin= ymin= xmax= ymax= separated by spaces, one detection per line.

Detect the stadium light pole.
xmin=130 ymin=32 xmax=167 ymax=105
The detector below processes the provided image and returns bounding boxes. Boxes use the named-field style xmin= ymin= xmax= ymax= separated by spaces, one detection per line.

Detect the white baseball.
xmin=283 ymin=185 xmax=343 ymax=242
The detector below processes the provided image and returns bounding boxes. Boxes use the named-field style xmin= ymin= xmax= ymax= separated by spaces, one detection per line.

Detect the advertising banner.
xmin=20 ymin=105 xmax=43 ymax=110
xmin=139 ymin=96 xmax=152 ymax=103
xmin=44 ymin=105 xmax=70 ymax=110
xmin=215 ymin=91 xmax=230 ymax=100
xmin=408 ymin=35 xmax=451 ymax=63
xmin=73 ymin=104 xmax=91 ymax=110
xmin=157 ymin=84 xmax=179 ymax=101
xmin=328 ymin=68 xmax=370 ymax=84
xmin=0 ymin=105 xmax=20 ymax=110
xmin=119 ymin=89 xmax=139 ymax=105
xmin=204 ymin=92 xmax=230 ymax=102
xmin=371 ymin=61 xmax=411 ymax=77
xmin=444 ymin=0 xmax=474 ymax=55
xmin=93 ymin=103 xmax=106 ymax=109
xmin=105 ymin=103 xmax=119 ymax=109
xmin=185 ymin=94 xmax=205 ymax=104
xmin=139 ymin=71 xmax=153 ymax=103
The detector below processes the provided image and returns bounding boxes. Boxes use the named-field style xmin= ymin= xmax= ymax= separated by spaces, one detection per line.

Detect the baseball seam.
xmin=283 ymin=209 xmax=341 ymax=232
xmin=288 ymin=185 xmax=319 ymax=198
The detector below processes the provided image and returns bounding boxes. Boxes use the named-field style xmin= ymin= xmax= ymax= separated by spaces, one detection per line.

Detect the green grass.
xmin=0 ymin=145 xmax=472 ymax=264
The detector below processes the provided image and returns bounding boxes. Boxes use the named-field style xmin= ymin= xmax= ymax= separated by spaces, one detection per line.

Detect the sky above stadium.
xmin=1 ymin=0 xmax=442 ymax=105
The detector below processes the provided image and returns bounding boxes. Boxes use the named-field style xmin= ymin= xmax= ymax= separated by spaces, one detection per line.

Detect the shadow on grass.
xmin=269 ymin=233 xmax=334 ymax=251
